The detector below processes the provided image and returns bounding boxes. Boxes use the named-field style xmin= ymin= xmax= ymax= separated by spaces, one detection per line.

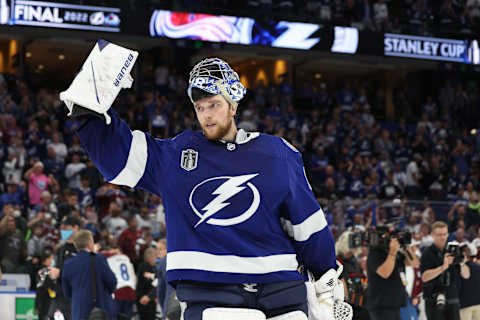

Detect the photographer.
xmin=336 ymin=231 xmax=370 ymax=320
xmin=421 ymin=221 xmax=470 ymax=320
xmin=366 ymin=231 xmax=407 ymax=320
xmin=35 ymin=248 xmax=56 ymax=320
xmin=459 ymin=244 xmax=480 ymax=320
xmin=49 ymin=216 xmax=82 ymax=320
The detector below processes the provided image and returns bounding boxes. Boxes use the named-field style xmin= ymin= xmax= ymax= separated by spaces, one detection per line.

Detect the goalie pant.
xmin=176 ymin=279 xmax=307 ymax=320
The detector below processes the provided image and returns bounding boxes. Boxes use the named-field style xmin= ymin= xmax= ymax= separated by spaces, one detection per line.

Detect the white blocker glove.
xmin=306 ymin=261 xmax=353 ymax=320
xmin=60 ymin=39 xmax=138 ymax=125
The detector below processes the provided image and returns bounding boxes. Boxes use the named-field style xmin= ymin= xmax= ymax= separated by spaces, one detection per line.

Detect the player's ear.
xmin=229 ymin=103 xmax=237 ymax=117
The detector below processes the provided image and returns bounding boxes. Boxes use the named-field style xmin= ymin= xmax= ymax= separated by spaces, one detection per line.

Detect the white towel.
xmin=60 ymin=39 xmax=138 ymax=124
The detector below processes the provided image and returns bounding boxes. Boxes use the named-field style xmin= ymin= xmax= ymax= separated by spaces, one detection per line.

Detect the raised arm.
xmin=74 ymin=110 xmax=176 ymax=195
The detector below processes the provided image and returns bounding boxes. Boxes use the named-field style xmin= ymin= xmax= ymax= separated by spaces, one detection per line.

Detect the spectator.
xmin=344 ymin=0 xmax=359 ymax=24
xmin=237 ymin=110 xmax=258 ymax=132
xmin=468 ymin=0 xmax=480 ymax=25
xmin=438 ymin=0 xmax=457 ymax=25
xmin=154 ymin=64 xmax=169 ymax=94
xmin=27 ymin=223 xmax=45 ymax=257
xmin=449 ymin=227 xmax=470 ymax=244
xmin=405 ymin=154 xmax=422 ymax=198
xmin=64 ymin=153 xmax=86 ymax=190
xmin=47 ymin=132 xmax=68 ymax=163
xmin=448 ymin=203 xmax=467 ymax=231
xmin=463 ymin=181 xmax=477 ymax=202
xmin=135 ymin=205 xmax=154 ymax=231
xmin=0 ymin=209 xmax=25 ymax=273
xmin=3 ymin=136 xmax=26 ymax=184
xmin=27 ymin=209 xmax=59 ymax=251
xmin=373 ymin=0 xmax=389 ymax=30
xmin=320 ymin=0 xmax=332 ymax=21
xmin=118 ymin=216 xmax=141 ymax=265
xmin=35 ymin=191 xmax=58 ymax=218
xmin=359 ymin=0 xmax=374 ymax=30
xmin=136 ymin=247 xmax=158 ymax=320
xmin=337 ymin=82 xmax=356 ymax=112
xmin=331 ymin=0 xmax=346 ymax=24
xmin=306 ymin=0 xmax=322 ymax=18
xmin=0 ymin=181 xmax=23 ymax=210
xmin=24 ymin=161 xmax=57 ymax=207
xmin=44 ymin=146 xmax=65 ymax=184
xmin=67 ymin=135 xmax=86 ymax=159
xmin=149 ymin=103 xmax=169 ymax=138
xmin=379 ymin=171 xmax=403 ymax=199
xmin=156 ymin=239 xmax=180 ymax=319
xmin=3 ymin=114 xmax=22 ymax=142
xmin=57 ymin=190 xmax=80 ymax=222
xmin=76 ymin=176 xmax=95 ymax=209
xmin=82 ymin=160 xmax=103 ymax=191
xmin=103 ymin=202 xmax=128 ymax=239
xmin=393 ymin=162 xmax=407 ymax=190
xmin=150 ymin=195 xmax=166 ymax=236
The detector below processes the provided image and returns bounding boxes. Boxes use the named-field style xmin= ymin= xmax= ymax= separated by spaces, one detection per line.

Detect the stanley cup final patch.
xmin=181 ymin=149 xmax=198 ymax=171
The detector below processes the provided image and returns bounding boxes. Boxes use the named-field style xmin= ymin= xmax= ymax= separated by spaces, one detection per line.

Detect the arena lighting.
xmin=273 ymin=59 xmax=287 ymax=80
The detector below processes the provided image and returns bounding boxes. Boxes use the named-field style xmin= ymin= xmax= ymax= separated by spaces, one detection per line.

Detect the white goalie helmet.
xmin=187 ymin=57 xmax=246 ymax=107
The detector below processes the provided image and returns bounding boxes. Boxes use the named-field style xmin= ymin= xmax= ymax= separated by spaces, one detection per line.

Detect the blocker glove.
xmin=306 ymin=261 xmax=353 ymax=320
xmin=60 ymin=39 xmax=138 ymax=124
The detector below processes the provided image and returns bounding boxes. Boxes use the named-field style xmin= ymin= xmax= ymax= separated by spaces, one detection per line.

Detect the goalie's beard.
xmin=201 ymin=117 xmax=234 ymax=141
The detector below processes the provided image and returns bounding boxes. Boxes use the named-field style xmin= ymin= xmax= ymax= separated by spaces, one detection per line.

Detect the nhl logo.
xmin=181 ymin=149 xmax=198 ymax=171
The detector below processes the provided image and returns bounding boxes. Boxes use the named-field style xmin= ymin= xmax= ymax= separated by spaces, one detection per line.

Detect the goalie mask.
xmin=187 ymin=57 xmax=246 ymax=108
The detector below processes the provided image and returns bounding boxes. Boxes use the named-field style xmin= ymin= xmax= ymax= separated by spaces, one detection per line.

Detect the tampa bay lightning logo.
xmin=189 ymin=174 xmax=260 ymax=228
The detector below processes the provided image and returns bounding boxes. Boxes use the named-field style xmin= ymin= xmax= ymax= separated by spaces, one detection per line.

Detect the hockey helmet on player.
xmin=187 ymin=58 xmax=246 ymax=108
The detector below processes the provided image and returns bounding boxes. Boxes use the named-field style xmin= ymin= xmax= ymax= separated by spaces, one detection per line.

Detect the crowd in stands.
xmin=60 ymin=0 xmax=480 ymax=37
xmin=67 ymin=0 xmax=480 ymax=36
xmin=0 ymin=58 xmax=480 ymax=318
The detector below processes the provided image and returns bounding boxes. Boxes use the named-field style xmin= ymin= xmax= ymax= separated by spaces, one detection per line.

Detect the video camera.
xmin=349 ymin=226 xmax=412 ymax=251
xmin=446 ymin=241 xmax=466 ymax=265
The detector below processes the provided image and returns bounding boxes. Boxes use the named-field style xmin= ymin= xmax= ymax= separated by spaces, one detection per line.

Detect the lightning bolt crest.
xmin=195 ymin=173 xmax=259 ymax=228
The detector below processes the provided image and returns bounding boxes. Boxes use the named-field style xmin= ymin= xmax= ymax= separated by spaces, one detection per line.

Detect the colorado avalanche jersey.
xmin=76 ymin=110 xmax=336 ymax=285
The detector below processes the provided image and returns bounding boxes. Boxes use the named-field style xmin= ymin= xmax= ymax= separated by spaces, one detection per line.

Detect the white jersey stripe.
xmin=281 ymin=208 xmax=327 ymax=242
xmin=109 ymin=130 xmax=148 ymax=188
xmin=166 ymin=251 xmax=298 ymax=274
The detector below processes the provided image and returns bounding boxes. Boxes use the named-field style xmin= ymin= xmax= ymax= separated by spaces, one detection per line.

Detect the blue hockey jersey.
xmin=76 ymin=110 xmax=336 ymax=285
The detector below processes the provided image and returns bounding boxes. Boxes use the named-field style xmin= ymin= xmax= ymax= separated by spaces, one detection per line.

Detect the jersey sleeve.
xmin=280 ymin=138 xmax=337 ymax=277
xmin=75 ymin=110 xmax=177 ymax=195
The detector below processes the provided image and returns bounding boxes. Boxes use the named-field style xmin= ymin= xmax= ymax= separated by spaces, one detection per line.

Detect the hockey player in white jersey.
xmin=60 ymin=41 xmax=348 ymax=320
xmin=102 ymin=247 xmax=137 ymax=319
